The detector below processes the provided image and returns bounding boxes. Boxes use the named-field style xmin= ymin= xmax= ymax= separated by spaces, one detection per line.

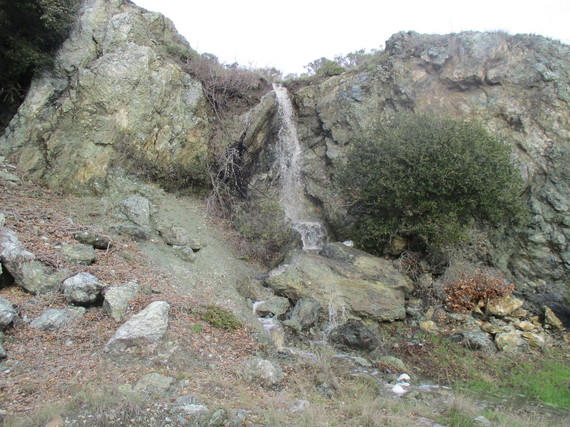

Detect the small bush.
xmin=444 ymin=271 xmax=514 ymax=312
xmin=200 ymin=305 xmax=241 ymax=330
xmin=337 ymin=113 xmax=527 ymax=253
xmin=232 ymin=198 xmax=297 ymax=264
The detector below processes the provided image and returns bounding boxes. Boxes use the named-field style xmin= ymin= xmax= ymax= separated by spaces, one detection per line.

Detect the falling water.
xmin=273 ymin=84 xmax=327 ymax=250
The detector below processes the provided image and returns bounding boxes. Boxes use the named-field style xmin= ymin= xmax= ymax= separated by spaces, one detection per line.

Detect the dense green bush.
xmin=338 ymin=113 xmax=526 ymax=252
xmin=0 ymin=0 xmax=79 ymax=105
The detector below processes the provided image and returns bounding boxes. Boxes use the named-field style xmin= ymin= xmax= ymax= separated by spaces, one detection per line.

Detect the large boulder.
xmin=0 ymin=0 xmax=212 ymax=194
xmin=105 ymin=301 xmax=170 ymax=352
xmin=266 ymin=244 xmax=412 ymax=322
xmin=0 ymin=228 xmax=67 ymax=294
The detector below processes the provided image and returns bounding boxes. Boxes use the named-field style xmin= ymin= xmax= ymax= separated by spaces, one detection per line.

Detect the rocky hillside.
xmin=1 ymin=0 xmax=570 ymax=424
xmin=240 ymin=31 xmax=570 ymax=290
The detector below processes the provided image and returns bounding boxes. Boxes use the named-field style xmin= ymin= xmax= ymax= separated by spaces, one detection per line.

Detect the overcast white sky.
xmin=133 ymin=0 xmax=570 ymax=75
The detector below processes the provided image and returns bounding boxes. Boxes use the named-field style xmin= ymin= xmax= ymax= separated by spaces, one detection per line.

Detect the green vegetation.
xmin=200 ymin=305 xmax=241 ymax=330
xmin=305 ymin=57 xmax=345 ymax=77
xmin=0 ymin=0 xmax=80 ymax=115
xmin=233 ymin=198 xmax=295 ymax=264
xmin=338 ymin=113 xmax=527 ymax=253
xmin=397 ymin=333 xmax=570 ymax=411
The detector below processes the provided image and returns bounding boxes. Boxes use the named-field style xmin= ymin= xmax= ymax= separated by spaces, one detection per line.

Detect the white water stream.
xmin=273 ymin=84 xmax=327 ymax=250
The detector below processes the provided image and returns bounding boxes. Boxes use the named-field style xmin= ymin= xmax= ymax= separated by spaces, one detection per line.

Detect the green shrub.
xmin=200 ymin=305 xmax=241 ymax=330
xmin=337 ymin=113 xmax=527 ymax=252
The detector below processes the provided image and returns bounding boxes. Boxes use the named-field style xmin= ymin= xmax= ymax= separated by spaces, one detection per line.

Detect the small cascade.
xmin=253 ymin=300 xmax=285 ymax=349
xmin=273 ymin=83 xmax=327 ymax=251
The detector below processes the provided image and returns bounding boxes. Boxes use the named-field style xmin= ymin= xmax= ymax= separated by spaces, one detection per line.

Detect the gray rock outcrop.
xmin=103 ymin=281 xmax=140 ymax=322
xmin=0 ymin=0 xmax=212 ymax=193
xmin=63 ymin=272 xmax=105 ymax=305
xmin=30 ymin=307 xmax=86 ymax=331
xmin=105 ymin=300 xmax=170 ymax=352
xmin=266 ymin=244 xmax=413 ymax=322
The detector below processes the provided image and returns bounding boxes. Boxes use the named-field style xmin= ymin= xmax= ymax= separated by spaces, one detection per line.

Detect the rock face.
xmin=0 ymin=0 xmax=212 ymax=193
xmin=241 ymin=32 xmax=570 ymax=290
xmin=105 ymin=301 xmax=170 ymax=352
xmin=266 ymin=244 xmax=412 ymax=322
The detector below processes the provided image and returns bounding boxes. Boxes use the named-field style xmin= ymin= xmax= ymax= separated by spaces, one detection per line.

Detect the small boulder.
xmin=117 ymin=195 xmax=152 ymax=228
xmin=521 ymin=331 xmax=546 ymax=350
xmin=487 ymin=295 xmax=524 ymax=317
xmin=105 ymin=301 xmax=170 ymax=353
xmin=453 ymin=331 xmax=496 ymax=352
xmin=236 ymin=276 xmax=274 ymax=301
xmin=284 ymin=298 xmax=321 ymax=331
xmin=0 ymin=297 xmax=17 ymax=329
xmin=544 ymin=305 xmax=566 ymax=330
xmin=73 ymin=231 xmax=112 ymax=249
xmin=329 ymin=319 xmax=378 ymax=351
xmin=161 ymin=226 xmax=201 ymax=250
xmin=134 ymin=372 xmax=175 ymax=396
xmin=254 ymin=296 xmax=290 ymax=318
xmin=110 ymin=223 xmax=151 ymax=241
xmin=0 ymin=342 xmax=6 ymax=359
xmin=63 ymin=272 xmax=104 ymax=306
xmin=30 ymin=307 xmax=86 ymax=331
xmin=60 ymin=244 xmax=97 ymax=265
xmin=419 ymin=320 xmax=439 ymax=333
xmin=495 ymin=331 xmax=528 ymax=352
xmin=173 ymin=246 xmax=196 ymax=263
xmin=241 ymin=358 xmax=284 ymax=387
xmin=103 ymin=281 xmax=140 ymax=323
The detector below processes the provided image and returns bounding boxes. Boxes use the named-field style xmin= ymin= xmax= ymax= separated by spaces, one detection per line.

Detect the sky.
xmin=133 ymin=0 xmax=570 ymax=75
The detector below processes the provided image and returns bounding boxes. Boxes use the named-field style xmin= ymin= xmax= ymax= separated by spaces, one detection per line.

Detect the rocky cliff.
xmin=241 ymin=32 xmax=570 ymax=289
xmin=0 ymin=0 xmax=213 ymax=193
xmin=0 ymin=1 xmax=568 ymax=289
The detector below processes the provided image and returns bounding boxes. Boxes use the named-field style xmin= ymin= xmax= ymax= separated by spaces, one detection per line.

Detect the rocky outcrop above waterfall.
xmin=0 ymin=0 xmax=212 ymax=193
xmin=243 ymin=31 xmax=570 ymax=289
xmin=266 ymin=243 xmax=413 ymax=322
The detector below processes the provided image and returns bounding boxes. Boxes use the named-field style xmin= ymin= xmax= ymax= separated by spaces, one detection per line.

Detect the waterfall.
xmin=273 ymin=84 xmax=327 ymax=250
